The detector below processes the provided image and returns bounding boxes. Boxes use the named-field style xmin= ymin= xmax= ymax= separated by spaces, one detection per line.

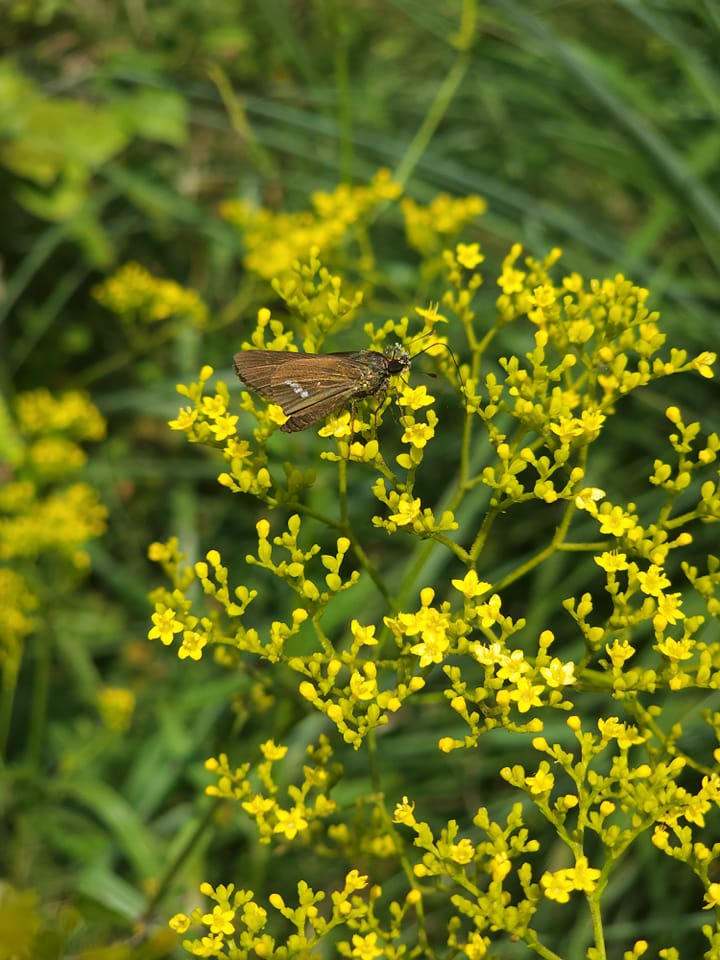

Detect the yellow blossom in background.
xmin=456 ymin=242 xmax=484 ymax=270
xmin=93 ymin=261 xmax=207 ymax=327
xmin=15 ymin=389 xmax=106 ymax=440
xmin=0 ymin=387 xmax=107 ymax=682
xmin=273 ymin=807 xmax=309 ymax=840
xmin=350 ymin=620 xmax=378 ymax=647
xmin=222 ymin=170 xmax=401 ymax=279
xmin=0 ymin=568 xmax=37 ymax=664
xmin=402 ymin=193 xmax=486 ymax=257
xmin=97 ymin=687 xmax=136 ymax=732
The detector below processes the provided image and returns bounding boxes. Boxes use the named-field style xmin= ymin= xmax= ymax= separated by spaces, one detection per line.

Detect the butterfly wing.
xmin=233 ymin=350 xmax=388 ymax=431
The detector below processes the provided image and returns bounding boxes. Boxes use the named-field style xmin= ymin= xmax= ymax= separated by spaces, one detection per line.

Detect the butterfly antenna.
xmin=410 ymin=340 xmax=468 ymax=412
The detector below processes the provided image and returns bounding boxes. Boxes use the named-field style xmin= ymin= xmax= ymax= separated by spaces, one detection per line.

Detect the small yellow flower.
xmin=637 ymin=564 xmax=671 ymax=597
xmin=389 ymin=496 xmax=422 ymax=526
xmin=691 ymin=351 xmax=716 ymax=379
xmin=148 ymin=605 xmax=183 ymax=645
xmin=456 ymin=242 xmax=484 ymax=270
xmin=540 ymin=658 xmax=576 ymax=688
xmin=656 ymin=636 xmax=693 ymax=661
xmin=704 ymin=884 xmax=720 ymax=909
xmin=598 ymin=505 xmax=636 ymax=537
xmin=273 ymin=807 xmax=308 ymax=840
xmin=571 ymin=856 xmax=602 ymax=893
xmin=549 ymin=417 xmax=584 ymax=444
xmin=97 ymin=686 xmax=135 ymax=732
xmin=201 ymin=395 xmax=227 ymax=419
xmin=594 ymin=551 xmax=629 ymax=572
xmin=209 ymin=414 xmax=239 ymax=442
xmin=410 ymin=632 xmax=449 ymax=668
xmin=575 ymin=487 xmax=605 ymax=511
xmin=653 ymin=592 xmax=685 ymax=628
xmin=202 ymin=905 xmax=235 ymax=935
xmin=401 ymin=420 xmax=435 ymax=449
xmin=513 ymin=677 xmax=545 ymax=713
xmin=179 ymin=630 xmax=207 ymax=661
xmin=540 ymin=870 xmax=573 ymax=903
xmin=350 ymin=932 xmax=384 ymax=960
xmin=496 ymin=649 xmax=530 ymax=684
xmin=598 ymin=717 xmax=646 ymax=749
xmin=531 ymin=283 xmax=556 ymax=309
xmin=525 ymin=765 xmax=555 ymax=795
xmin=260 ymin=740 xmax=288 ymax=761
xmin=393 ymin=796 xmax=416 ymax=826
xmin=242 ymin=796 xmax=275 ymax=817
xmin=541 ymin=857 xmax=601 ymax=902
xmin=397 ymin=384 xmax=435 ymax=409
xmin=349 ymin=668 xmax=378 ymax=700
xmin=605 ymin=639 xmax=635 ymax=668
xmin=451 ymin=570 xmax=491 ymax=599
xmin=474 ymin=593 xmax=503 ymax=627
xmin=449 ymin=838 xmax=475 ymax=864
xmin=490 ymin=851 xmax=511 ymax=883
xmin=169 ymin=913 xmax=191 ymax=933
xmin=351 ymin=620 xmax=378 ymax=646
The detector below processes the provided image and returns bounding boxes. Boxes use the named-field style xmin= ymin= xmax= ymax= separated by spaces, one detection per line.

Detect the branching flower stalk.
xmin=138 ymin=173 xmax=720 ymax=959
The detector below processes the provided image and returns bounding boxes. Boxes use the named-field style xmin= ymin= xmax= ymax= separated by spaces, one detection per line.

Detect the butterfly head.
xmin=383 ymin=342 xmax=412 ymax=375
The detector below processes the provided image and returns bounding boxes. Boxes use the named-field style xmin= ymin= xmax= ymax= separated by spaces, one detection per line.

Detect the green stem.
xmin=0 ymin=658 xmax=19 ymax=764
xmin=587 ymin=894 xmax=607 ymax=960
xmin=141 ymin=799 xmax=222 ymax=923
xmin=26 ymin=625 xmax=51 ymax=770
xmin=393 ymin=0 xmax=477 ymax=187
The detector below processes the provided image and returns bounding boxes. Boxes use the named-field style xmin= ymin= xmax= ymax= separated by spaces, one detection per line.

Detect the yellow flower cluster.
xmin=205 ymin=737 xmax=337 ymax=843
xmin=1 ymin=392 xmax=107 ymax=565
xmin=15 ymin=388 xmax=105 ymax=440
xmin=170 ymin=868 xmax=413 ymax=959
xmin=221 ymin=169 xmax=402 ymax=280
xmin=402 ymin=192 xmax=486 ymax=257
xmin=1 ymin=389 xmax=106 ymax=681
xmin=0 ymin=567 xmax=36 ymax=671
xmin=93 ymin=261 xmax=207 ymax=328
xmin=96 ymin=686 xmax=136 ymax=732
xmin=155 ymin=184 xmax=720 ymax=957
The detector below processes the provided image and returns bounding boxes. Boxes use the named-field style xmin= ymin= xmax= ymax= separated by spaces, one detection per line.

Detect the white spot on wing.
xmin=285 ymin=379 xmax=310 ymax=399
